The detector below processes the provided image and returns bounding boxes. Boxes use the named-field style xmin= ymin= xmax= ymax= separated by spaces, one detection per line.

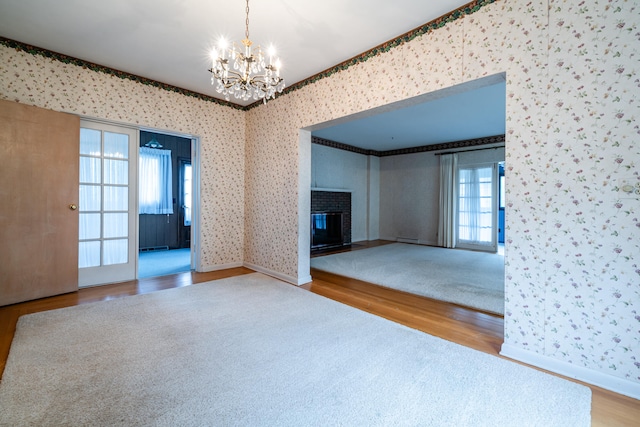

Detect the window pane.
xmin=80 ymin=157 xmax=101 ymax=184
xmin=104 ymin=159 xmax=128 ymax=185
xmin=104 ymin=186 xmax=128 ymax=211
xmin=79 ymin=213 xmax=101 ymax=239
xmin=104 ymin=132 xmax=129 ymax=159
xmin=103 ymin=239 xmax=127 ymax=265
xmin=79 ymin=241 xmax=101 ymax=268
xmin=479 ymin=182 xmax=492 ymax=196
xmin=458 ymin=166 xmax=493 ymax=244
xmin=183 ymin=164 xmax=192 ymax=226
xmin=104 ymin=212 xmax=128 ymax=238
xmin=80 ymin=128 xmax=101 ymax=156
xmin=79 ymin=185 xmax=101 ymax=211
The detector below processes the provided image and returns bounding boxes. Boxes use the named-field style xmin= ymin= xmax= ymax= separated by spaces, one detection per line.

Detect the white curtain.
xmin=139 ymin=147 xmax=173 ymax=214
xmin=437 ymin=153 xmax=458 ymax=248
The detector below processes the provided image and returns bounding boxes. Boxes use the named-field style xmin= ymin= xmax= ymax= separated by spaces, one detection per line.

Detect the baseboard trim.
xmin=243 ymin=262 xmax=312 ymax=286
xmin=199 ymin=261 xmax=243 ymax=272
xmin=500 ymin=343 xmax=640 ymax=400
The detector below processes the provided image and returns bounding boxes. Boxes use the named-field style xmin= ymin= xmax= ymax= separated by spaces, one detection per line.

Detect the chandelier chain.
xmin=208 ymin=0 xmax=285 ymax=103
xmin=245 ymin=0 xmax=250 ymax=40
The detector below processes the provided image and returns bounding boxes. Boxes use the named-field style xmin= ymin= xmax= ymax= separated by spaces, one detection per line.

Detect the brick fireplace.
xmin=311 ymin=190 xmax=352 ymax=249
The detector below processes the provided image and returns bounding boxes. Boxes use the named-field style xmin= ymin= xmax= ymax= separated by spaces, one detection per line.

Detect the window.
xmin=499 ymin=162 xmax=505 ymax=209
xmin=457 ymin=165 xmax=495 ymax=247
xmin=183 ymin=163 xmax=192 ymax=226
xmin=139 ymin=147 xmax=173 ymax=215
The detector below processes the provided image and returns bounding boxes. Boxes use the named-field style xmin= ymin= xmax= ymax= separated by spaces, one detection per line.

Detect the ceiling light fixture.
xmin=208 ymin=0 xmax=285 ymax=103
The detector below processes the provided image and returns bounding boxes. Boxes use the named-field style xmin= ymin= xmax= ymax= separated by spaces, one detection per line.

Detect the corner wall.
xmin=245 ymin=0 xmax=639 ymax=397
xmin=311 ymin=144 xmax=377 ymax=242
xmin=0 ymin=44 xmax=246 ymax=271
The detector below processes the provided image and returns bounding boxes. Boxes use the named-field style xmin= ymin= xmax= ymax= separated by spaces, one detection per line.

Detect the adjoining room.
xmin=309 ymin=76 xmax=507 ymax=315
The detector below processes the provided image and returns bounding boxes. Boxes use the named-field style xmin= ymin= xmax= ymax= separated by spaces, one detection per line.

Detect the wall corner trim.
xmin=243 ymin=262 xmax=312 ymax=286
xmin=500 ymin=343 xmax=640 ymax=400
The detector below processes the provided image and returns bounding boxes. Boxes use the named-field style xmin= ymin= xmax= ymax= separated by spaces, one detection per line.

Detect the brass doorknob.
xmin=69 ymin=204 xmax=78 ymax=210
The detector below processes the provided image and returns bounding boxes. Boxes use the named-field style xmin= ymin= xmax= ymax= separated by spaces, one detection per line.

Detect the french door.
xmin=456 ymin=163 xmax=498 ymax=252
xmin=78 ymin=120 xmax=137 ymax=287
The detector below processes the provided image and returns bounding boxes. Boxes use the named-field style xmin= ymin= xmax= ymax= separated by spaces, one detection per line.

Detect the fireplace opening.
xmin=311 ymin=212 xmax=344 ymax=250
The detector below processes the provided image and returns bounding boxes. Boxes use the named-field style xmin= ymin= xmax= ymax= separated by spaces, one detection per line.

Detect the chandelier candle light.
xmin=209 ymin=0 xmax=285 ymax=103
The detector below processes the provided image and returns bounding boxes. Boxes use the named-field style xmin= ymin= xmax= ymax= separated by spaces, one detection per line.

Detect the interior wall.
xmin=311 ymin=144 xmax=376 ymax=242
xmin=457 ymin=147 xmax=505 ymax=166
xmin=0 ymin=44 xmax=246 ymax=272
xmin=367 ymin=155 xmax=380 ymax=241
xmin=245 ymin=0 xmax=639 ymax=394
xmin=379 ymin=151 xmax=440 ymax=245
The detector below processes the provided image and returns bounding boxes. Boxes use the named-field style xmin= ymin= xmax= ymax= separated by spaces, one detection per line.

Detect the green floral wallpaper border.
xmin=0 ymin=36 xmax=244 ymax=111
xmin=0 ymin=0 xmax=495 ymax=112
xmin=312 ymin=134 xmax=505 ymax=157
xmin=267 ymin=0 xmax=498 ymax=110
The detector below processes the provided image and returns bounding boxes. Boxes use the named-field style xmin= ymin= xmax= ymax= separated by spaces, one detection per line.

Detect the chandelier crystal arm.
xmin=207 ymin=0 xmax=285 ymax=103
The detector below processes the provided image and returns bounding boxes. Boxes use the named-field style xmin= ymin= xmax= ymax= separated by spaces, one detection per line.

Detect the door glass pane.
xmin=80 ymin=128 xmax=101 ymax=156
xmin=103 ymin=239 xmax=128 ymax=265
xmin=79 ymin=185 xmax=101 ymax=211
xmin=104 ymin=186 xmax=128 ymax=211
xmin=104 ymin=159 xmax=128 ymax=185
xmin=104 ymin=132 xmax=129 ymax=159
xmin=79 ymin=213 xmax=101 ymax=239
xmin=103 ymin=212 xmax=128 ymax=238
xmin=79 ymin=122 xmax=135 ymax=286
xmin=79 ymin=241 xmax=101 ymax=268
xmin=80 ymin=157 xmax=101 ymax=183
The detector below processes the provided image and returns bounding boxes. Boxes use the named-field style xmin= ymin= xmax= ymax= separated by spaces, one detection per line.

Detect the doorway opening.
xmin=138 ymin=131 xmax=193 ymax=278
xmin=301 ymin=73 xmax=507 ymax=311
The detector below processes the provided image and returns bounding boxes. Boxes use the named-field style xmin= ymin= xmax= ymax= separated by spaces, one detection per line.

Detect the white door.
xmin=78 ymin=120 xmax=137 ymax=287
xmin=456 ymin=163 xmax=498 ymax=252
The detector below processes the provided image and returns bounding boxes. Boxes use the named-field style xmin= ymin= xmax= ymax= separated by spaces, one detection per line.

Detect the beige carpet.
xmin=311 ymin=243 xmax=505 ymax=314
xmin=0 ymin=273 xmax=589 ymax=426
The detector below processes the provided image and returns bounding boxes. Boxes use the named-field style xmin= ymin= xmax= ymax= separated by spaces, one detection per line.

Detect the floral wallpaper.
xmin=0 ymin=44 xmax=246 ymax=270
xmin=1 ymin=0 xmax=638 ymax=390
xmin=542 ymin=0 xmax=639 ymax=380
xmin=245 ymin=0 xmax=639 ymax=387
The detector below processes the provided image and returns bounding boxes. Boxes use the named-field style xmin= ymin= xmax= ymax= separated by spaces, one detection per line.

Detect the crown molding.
xmin=312 ymin=135 xmax=505 ymax=157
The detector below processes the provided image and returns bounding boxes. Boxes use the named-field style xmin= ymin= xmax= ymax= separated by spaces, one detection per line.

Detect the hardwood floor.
xmin=1 ymin=265 xmax=638 ymax=425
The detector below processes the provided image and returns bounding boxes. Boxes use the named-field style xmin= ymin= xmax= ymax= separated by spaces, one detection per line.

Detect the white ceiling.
xmin=0 ymin=0 xmax=505 ymax=149
xmin=312 ymin=78 xmax=506 ymax=151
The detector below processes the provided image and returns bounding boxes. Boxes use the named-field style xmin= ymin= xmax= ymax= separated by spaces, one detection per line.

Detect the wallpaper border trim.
xmin=0 ymin=36 xmax=244 ymax=111
xmin=247 ymin=0 xmax=498 ymax=109
xmin=312 ymin=134 xmax=505 ymax=157
xmin=0 ymin=0 xmax=496 ymax=112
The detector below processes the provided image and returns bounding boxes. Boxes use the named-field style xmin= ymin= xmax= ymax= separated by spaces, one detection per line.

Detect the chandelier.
xmin=208 ymin=0 xmax=285 ymax=103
